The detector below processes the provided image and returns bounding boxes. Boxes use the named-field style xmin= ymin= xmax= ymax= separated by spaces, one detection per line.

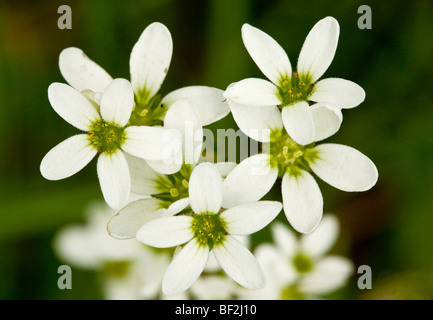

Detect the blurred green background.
xmin=1 ymin=0 xmax=433 ymax=299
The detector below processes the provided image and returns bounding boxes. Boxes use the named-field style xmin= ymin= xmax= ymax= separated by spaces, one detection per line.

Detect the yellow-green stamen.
xmin=277 ymin=72 xmax=315 ymax=107
xmin=267 ymin=128 xmax=318 ymax=178
xmin=191 ymin=213 xmax=227 ymax=249
xmin=88 ymin=120 xmax=126 ymax=154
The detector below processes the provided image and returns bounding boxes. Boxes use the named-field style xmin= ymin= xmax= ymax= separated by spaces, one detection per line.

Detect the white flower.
xmin=240 ymin=214 xmax=354 ymax=300
xmin=106 ymin=157 xmax=237 ymax=240
xmin=58 ymin=22 xmax=230 ymax=174
xmin=40 ymin=79 xmax=181 ymax=210
xmin=222 ymin=100 xmax=378 ymax=234
xmin=58 ymin=22 xmax=172 ymax=105
xmin=224 ymin=17 xmax=365 ymax=145
xmin=135 ymin=162 xmax=282 ymax=295
xmin=53 ymin=200 xmax=171 ymax=300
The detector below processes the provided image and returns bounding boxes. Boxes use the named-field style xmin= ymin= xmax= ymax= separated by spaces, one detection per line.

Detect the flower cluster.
xmin=44 ymin=18 xmax=378 ymax=297
xmin=238 ymin=214 xmax=354 ymax=300
xmin=54 ymin=202 xmax=351 ymax=300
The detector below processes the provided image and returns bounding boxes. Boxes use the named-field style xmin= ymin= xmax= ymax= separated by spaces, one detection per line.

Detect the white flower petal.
xmin=222 ymin=201 xmax=282 ymax=235
xmin=130 ymin=22 xmax=172 ymax=99
xmin=241 ymin=23 xmax=292 ymax=84
xmin=162 ymin=240 xmax=209 ymax=295
xmin=100 ymin=79 xmax=134 ymax=126
xmin=299 ymin=256 xmax=354 ymax=295
xmin=229 ymin=100 xmax=283 ymax=142
xmin=214 ymin=162 xmax=237 ymax=178
xmin=254 ymin=243 xmax=297 ymax=289
xmin=165 ymin=198 xmax=190 ymax=215
xmin=310 ymin=103 xmax=343 ymax=141
xmin=123 ymin=153 xmax=164 ymax=195
xmin=310 ymin=143 xmax=379 ymax=192
xmin=224 ymin=78 xmax=280 ymax=107
xmin=300 ymin=214 xmax=340 ymax=258
xmin=81 ymin=89 xmax=103 ymax=106
xmin=282 ymin=171 xmax=323 ymax=234
xmin=136 ymin=216 xmax=194 ymax=248
xmin=123 ymin=126 xmax=182 ymax=161
xmin=107 ymin=198 xmax=164 ymax=239
xmin=189 ymin=275 xmax=238 ymax=300
xmin=145 ymin=157 xmax=183 ymax=175
xmin=310 ymin=78 xmax=366 ymax=109
xmin=77 ymin=201 xmax=144 ymax=260
xmin=214 ymin=236 xmax=265 ymax=289
xmin=164 ymin=99 xmax=203 ymax=165
xmin=48 ymin=83 xmax=100 ymax=131
xmin=53 ymin=225 xmax=102 ymax=270
xmin=297 ymin=17 xmax=340 ymax=82
xmin=161 ymin=86 xmax=230 ymax=126
xmin=137 ymin=251 xmax=172 ymax=299
xmin=138 ymin=198 xmax=190 ymax=222
xmin=204 ymin=251 xmax=222 ymax=273
xmin=59 ymin=47 xmax=113 ymax=93
xmin=189 ymin=163 xmax=223 ymax=214
xmin=271 ymin=222 xmax=299 ymax=257
xmin=40 ymin=134 xmax=97 ymax=180
xmin=281 ymin=101 xmax=315 ymax=145
xmin=97 ymin=151 xmax=130 ymax=210
xmin=222 ymin=154 xmax=278 ymax=208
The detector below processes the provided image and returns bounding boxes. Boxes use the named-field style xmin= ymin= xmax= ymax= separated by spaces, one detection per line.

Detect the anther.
xmin=294 ymin=150 xmax=303 ymax=158
xmin=182 ymin=179 xmax=189 ymax=189
xmin=169 ymin=188 xmax=179 ymax=197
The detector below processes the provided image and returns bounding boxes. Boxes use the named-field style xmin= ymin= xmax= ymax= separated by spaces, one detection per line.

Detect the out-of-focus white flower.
xmin=135 ymin=162 xmax=282 ymax=295
xmin=239 ymin=214 xmax=354 ymax=300
xmin=53 ymin=201 xmax=176 ymax=300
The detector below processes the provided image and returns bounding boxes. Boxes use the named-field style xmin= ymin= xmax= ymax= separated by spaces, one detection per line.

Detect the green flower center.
xmin=88 ymin=120 xmax=126 ymax=154
xmin=280 ymin=285 xmax=306 ymax=300
xmin=129 ymin=90 xmax=166 ymax=126
xmin=267 ymin=129 xmax=318 ymax=177
xmin=103 ymin=260 xmax=131 ymax=278
xmin=152 ymin=164 xmax=193 ymax=208
xmin=292 ymin=252 xmax=313 ymax=274
xmin=191 ymin=213 xmax=227 ymax=249
xmin=277 ymin=72 xmax=314 ymax=107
